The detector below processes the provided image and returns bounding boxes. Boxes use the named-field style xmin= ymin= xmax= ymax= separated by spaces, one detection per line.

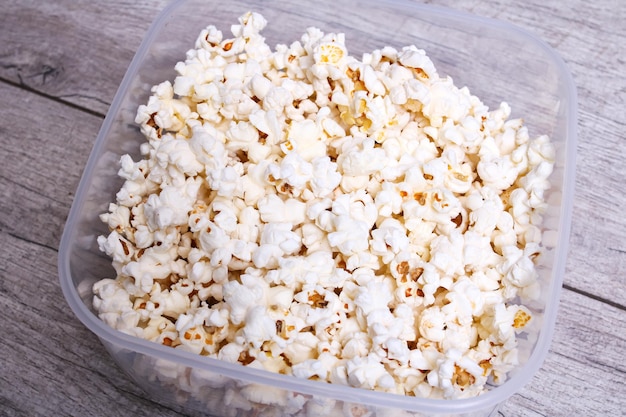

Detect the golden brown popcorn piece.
xmin=308 ymin=291 xmax=329 ymax=308
xmin=513 ymin=309 xmax=531 ymax=329
xmin=452 ymin=365 xmax=476 ymax=389
xmin=238 ymin=350 xmax=256 ymax=365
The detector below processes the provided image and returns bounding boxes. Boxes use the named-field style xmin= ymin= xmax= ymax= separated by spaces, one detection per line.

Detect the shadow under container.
xmin=59 ymin=0 xmax=577 ymax=416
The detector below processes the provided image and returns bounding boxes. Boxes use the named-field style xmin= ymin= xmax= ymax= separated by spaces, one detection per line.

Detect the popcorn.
xmin=97 ymin=230 xmax=134 ymax=265
xmin=222 ymin=276 xmax=267 ymax=325
xmin=93 ymin=278 xmax=140 ymax=334
xmin=241 ymin=305 xmax=277 ymax=348
xmin=93 ymin=11 xmax=555 ymax=409
xmin=418 ymin=306 xmax=447 ymax=343
xmin=346 ymin=354 xmax=395 ymax=390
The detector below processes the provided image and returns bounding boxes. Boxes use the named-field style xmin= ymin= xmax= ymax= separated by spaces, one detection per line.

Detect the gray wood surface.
xmin=1 ymin=0 xmax=624 ymax=416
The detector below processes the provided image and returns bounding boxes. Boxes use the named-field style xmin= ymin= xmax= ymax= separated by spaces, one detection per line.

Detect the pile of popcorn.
xmin=93 ymin=11 xmax=555 ymax=402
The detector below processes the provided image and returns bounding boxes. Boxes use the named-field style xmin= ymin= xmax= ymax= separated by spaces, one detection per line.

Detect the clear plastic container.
xmin=58 ymin=0 xmax=577 ymax=415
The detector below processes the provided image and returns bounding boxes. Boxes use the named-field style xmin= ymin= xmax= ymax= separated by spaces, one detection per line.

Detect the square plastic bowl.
xmin=59 ymin=0 xmax=577 ymax=415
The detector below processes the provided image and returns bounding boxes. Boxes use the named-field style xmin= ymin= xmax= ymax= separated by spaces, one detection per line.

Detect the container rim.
xmin=58 ymin=0 xmax=578 ymax=413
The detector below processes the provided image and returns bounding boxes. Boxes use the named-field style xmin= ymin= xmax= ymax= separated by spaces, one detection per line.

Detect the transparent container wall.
xmin=60 ymin=0 xmax=575 ymax=416
xmin=99 ymin=335 xmax=502 ymax=417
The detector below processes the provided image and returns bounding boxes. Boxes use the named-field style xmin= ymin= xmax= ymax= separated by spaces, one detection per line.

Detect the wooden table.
xmin=1 ymin=1 xmax=624 ymax=416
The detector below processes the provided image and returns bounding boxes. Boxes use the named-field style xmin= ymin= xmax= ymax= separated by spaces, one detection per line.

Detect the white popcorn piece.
xmin=337 ymin=137 xmax=389 ymax=177
xmin=150 ymin=286 xmax=191 ymax=320
xmin=418 ymin=306 xmax=447 ymax=343
xmin=354 ymin=279 xmax=394 ymax=319
xmin=426 ymin=348 xmax=487 ymax=399
xmin=313 ymin=34 xmax=347 ymax=67
xmin=490 ymin=303 xmax=533 ymax=346
xmin=177 ymin=324 xmax=209 ymax=355
xmin=282 ymin=331 xmax=320 ymax=365
xmin=93 ymin=278 xmax=141 ymax=334
xmin=397 ymin=46 xmax=438 ymax=81
xmin=97 ymin=230 xmax=134 ymax=265
xmin=259 ymin=221 xmax=302 ymax=254
xmin=384 ymin=337 xmax=411 ymax=365
xmin=258 ymin=193 xmax=307 ymax=225
xmin=370 ymin=218 xmax=410 ymax=260
xmin=421 ymin=78 xmax=472 ymax=128
xmin=222 ymin=275 xmax=267 ymax=325
xmin=310 ymin=156 xmax=342 ymax=198
xmin=223 ymin=387 xmax=255 ymax=413
xmin=341 ymin=330 xmax=371 ymax=360
xmin=240 ymin=383 xmax=288 ymax=407
xmin=242 ymin=305 xmax=278 ymax=348
xmin=135 ymin=81 xmax=197 ymax=141
xmin=292 ymin=351 xmax=341 ymax=382
xmin=346 ymin=354 xmax=395 ymax=390
xmin=142 ymin=316 xmax=176 ymax=342
xmin=144 ymin=178 xmax=201 ymax=231
xmin=155 ymin=136 xmax=204 ymax=177
xmin=304 ymin=397 xmax=338 ymax=416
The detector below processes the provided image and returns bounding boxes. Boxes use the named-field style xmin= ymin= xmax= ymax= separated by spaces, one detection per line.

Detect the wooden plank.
xmin=0 ymin=0 xmax=168 ymax=115
xmin=0 ymin=83 xmax=99 ymax=249
xmin=0 ymin=232 xmax=186 ymax=417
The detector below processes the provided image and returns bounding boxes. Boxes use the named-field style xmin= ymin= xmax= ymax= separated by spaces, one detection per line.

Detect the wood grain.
xmin=1 ymin=0 xmax=625 ymax=416
xmin=0 ymin=83 xmax=97 ymax=249
xmin=0 ymin=231 xmax=188 ymax=417
xmin=0 ymin=81 xmax=186 ymax=417
xmin=0 ymin=0 xmax=168 ymax=115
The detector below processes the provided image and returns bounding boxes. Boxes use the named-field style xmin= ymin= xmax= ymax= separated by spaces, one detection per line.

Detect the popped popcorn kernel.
xmin=452 ymin=365 xmax=476 ymax=388
xmin=512 ymin=308 xmax=532 ymax=329
xmin=315 ymin=42 xmax=346 ymax=65
xmin=93 ymin=11 xmax=555 ymax=407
